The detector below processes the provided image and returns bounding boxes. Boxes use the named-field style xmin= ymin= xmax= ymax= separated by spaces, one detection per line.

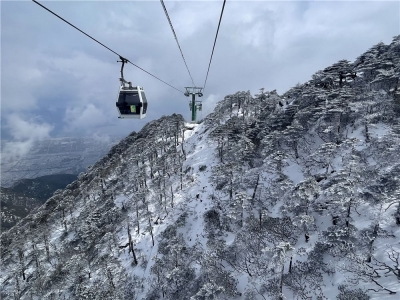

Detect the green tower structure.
xmin=184 ymin=87 xmax=203 ymax=123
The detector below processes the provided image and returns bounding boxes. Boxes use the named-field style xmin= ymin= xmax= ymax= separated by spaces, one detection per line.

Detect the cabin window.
xmin=123 ymin=92 xmax=141 ymax=105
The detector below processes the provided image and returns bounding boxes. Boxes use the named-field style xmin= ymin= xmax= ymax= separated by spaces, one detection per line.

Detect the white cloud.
xmin=2 ymin=114 xmax=54 ymax=159
xmin=91 ymin=132 xmax=113 ymax=144
xmin=6 ymin=114 xmax=53 ymax=142
xmin=63 ymin=103 xmax=111 ymax=134
xmin=201 ymin=93 xmax=221 ymax=118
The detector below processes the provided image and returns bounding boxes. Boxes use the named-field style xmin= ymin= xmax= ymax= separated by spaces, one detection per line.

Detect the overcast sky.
xmin=1 ymin=0 xmax=399 ymax=155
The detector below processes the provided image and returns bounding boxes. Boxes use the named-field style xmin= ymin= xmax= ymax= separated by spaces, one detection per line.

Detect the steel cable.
xmin=160 ymin=0 xmax=196 ymax=87
xmin=32 ymin=0 xmax=184 ymax=94
xmin=203 ymin=0 xmax=226 ymax=91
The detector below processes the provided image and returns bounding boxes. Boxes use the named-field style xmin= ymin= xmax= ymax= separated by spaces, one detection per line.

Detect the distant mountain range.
xmin=1 ymin=136 xmax=118 ymax=231
xmin=1 ymin=136 xmax=118 ymax=187
xmin=1 ymin=174 xmax=78 ymax=231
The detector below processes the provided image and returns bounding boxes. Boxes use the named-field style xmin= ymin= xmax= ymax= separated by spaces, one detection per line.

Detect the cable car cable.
xmin=203 ymin=0 xmax=226 ymax=91
xmin=32 ymin=0 xmax=184 ymax=94
xmin=32 ymin=0 xmax=121 ymax=57
xmin=126 ymin=61 xmax=184 ymax=94
xmin=160 ymin=0 xmax=196 ymax=87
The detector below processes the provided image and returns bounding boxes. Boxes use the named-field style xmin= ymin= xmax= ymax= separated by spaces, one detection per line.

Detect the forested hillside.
xmin=9 ymin=174 xmax=78 ymax=202
xmin=1 ymin=36 xmax=399 ymax=300
xmin=1 ymin=188 xmax=42 ymax=231
xmin=1 ymin=174 xmax=78 ymax=231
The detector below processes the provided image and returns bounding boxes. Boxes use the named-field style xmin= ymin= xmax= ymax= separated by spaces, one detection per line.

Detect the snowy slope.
xmin=1 ymin=36 xmax=400 ymax=300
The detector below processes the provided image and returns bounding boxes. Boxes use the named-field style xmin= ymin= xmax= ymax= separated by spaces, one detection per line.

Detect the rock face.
xmin=1 ymin=37 xmax=400 ymax=300
xmin=1 ymin=137 xmax=118 ymax=187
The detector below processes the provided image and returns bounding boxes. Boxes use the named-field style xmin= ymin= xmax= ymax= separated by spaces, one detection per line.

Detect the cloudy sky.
xmin=1 ymin=0 xmax=399 ymax=152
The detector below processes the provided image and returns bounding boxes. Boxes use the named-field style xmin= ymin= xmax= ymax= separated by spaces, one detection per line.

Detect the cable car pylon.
xmin=184 ymin=87 xmax=203 ymax=123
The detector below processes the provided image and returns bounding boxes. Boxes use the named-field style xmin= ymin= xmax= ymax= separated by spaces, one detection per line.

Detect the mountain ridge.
xmin=1 ymin=36 xmax=400 ymax=300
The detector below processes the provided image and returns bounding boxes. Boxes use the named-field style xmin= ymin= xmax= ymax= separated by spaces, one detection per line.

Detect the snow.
xmin=114 ymin=194 xmax=127 ymax=209
xmin=347 ymin=125 xmax=364 ymax=140
xmin=283 ymin=160 xmax=304 ymax=184
xmin=369 ymin=123 xmax=390 ymax=139
xmin=109 ymin=121 xmax=222 ymax=299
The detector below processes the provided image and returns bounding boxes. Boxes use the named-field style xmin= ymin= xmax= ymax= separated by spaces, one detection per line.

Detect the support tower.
xmin=184 ymin=87 xmax=203 ymax=123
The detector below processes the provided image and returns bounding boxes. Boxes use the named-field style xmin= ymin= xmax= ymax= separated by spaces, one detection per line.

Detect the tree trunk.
xmin=180 ymin=165 xmax=183 ymax=190
xmin=136 ymin=202 xmax=140 ymax=234
xmin=251 ymin=174 xmax=260 ymax=202
xmin=149 ymin=217 xmax=154 ymax=246
xmin=128 ymin=223 xmax=138 ymax=265
xmin=294 ymin=141 xmax=299 ymax=159
xmin=15 ymin=275 xmax=20 ymax=300
xmin=181 ymin=129 xmax=186 ymax=160
xmin=365 ymin=124 xmax=370 ymax=142
xmin=346 ymin=198 xmax=352 ymax=231
xmin=171 ymin=186 xmax=174 ymax=208
xmin=132 ymin=247 xmax=138 ymax=265
xmin=395 ymin=202 xmax=400 ymax=225
xmin=305 ymin=233 xmax=310 ymax=243
xmin=229 ymin=169 xmax=233 ymax=201
xmin=279 ymin=265 xmax=284 ymax=300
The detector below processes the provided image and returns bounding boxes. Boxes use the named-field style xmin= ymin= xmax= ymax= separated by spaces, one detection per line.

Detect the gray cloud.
xmin=1 ymin=0 xmax=399 ymax=148
xmin=2 ymin=114 xmax=54 ymax=159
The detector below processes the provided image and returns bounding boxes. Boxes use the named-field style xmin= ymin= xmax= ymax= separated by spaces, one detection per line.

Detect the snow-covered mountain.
xmin=1 ymin=36 xmax=400 ymax=300
xmin=1 ymin=137 xmax=118 ymax=187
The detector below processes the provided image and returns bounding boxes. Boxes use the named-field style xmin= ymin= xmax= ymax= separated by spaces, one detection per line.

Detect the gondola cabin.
xmin=116 ymin=86 xmax=147 ymax=119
